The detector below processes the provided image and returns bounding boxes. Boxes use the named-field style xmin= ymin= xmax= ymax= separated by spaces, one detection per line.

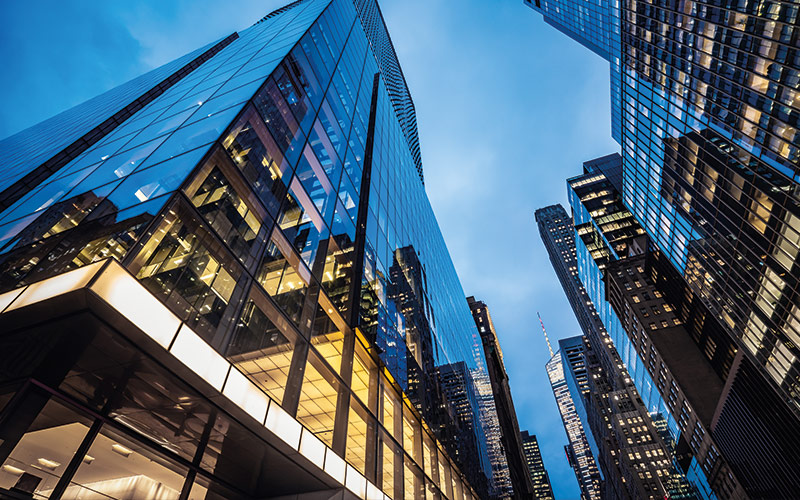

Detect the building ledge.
xmin=0 ymin=259 xmax=388 ymax=500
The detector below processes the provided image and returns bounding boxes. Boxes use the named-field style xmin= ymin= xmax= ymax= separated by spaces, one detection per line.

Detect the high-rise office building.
xmin=537 ymin=202 xmax=696 ymax=500
xmin=527 ymin=0 xmax=800 ymax=497
xmin=566 ymin=156 xmax=800 ymax=497
xmin=468 ymin=296 xmax=534 ymax=499
xmin=563 ymin=334 xmax=696 ymax=500
xmin=544 ymin=350 xmax=601 ymax=500
xmin=519 ymin=431 xmax=554 ymax=500
xmin=535 ymin=204 xmax=607 ymax=345
xmin=0 ymin=1 xmax=498 ymax=499
xmin=568 ymin=158 xmax=725 ymax=497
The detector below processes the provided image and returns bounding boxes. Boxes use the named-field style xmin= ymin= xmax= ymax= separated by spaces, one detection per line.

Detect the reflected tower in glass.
xmin=468 ymin=296 xmax=534 ymax=499
xmin=0 ymin=1 xmax=498 ymax=499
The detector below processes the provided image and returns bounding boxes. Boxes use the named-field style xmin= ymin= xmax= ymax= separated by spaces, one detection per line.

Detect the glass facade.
xmin=569 ymin=163 xmax=720 ymax=497
xmin=0 ymin=36 xmax=232 ymax=207
xmin=528 ymin=0 xmax=800 ymax=496
xmin=0 ymin=1 xmax=498 ymax=499
xmin=537 ymin=201 xmax=696 ymax=499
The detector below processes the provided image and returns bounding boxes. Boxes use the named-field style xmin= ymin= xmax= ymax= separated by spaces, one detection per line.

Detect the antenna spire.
xmin=538 ymin=312 xmax=554 ymax=358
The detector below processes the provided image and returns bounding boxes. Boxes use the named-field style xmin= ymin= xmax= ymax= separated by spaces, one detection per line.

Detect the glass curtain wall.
xmin=0 ymin=0 xmax=494 ymax=499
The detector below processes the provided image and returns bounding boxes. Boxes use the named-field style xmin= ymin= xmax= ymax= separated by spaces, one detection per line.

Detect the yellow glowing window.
xmin=383 ymin=387 xmax=398 ymax=439
xmin=351 ymin=343 xmax=376 ymax=409
xmin=296 ymin=354 xmax=339 ymax=446
xmin=381 ymin=435 xmax=397 ymax=496
xmin=346 ymin=398 xmax=369 ymax=475
xmin=403 ymin=408 xmax=420 ymax=461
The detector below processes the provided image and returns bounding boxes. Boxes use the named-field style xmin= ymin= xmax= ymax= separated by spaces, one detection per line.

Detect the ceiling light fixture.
xmin=2 ymin=465 xmax=24 ymax=475
xmin=111 ymin=444 xmax=133 ymax=457
xmin=37 ymin=458 xmax=61 ymax=470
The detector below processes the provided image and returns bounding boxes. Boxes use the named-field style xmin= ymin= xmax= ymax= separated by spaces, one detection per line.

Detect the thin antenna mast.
xmin=538 ymin=312 xmax=554 ymax=358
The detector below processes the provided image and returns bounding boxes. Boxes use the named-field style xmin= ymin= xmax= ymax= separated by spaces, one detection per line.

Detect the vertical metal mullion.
xmin=178 ymin=407 xmax=218 ymax=500
xmin=346 ymin=72 xmax=381 ymax=330
xmin=48 ymin=419 xmax=103 ymax=500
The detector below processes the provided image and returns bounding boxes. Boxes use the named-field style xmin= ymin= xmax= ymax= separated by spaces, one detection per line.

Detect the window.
xmin=296 ymin=351 xmax=341 ymax=447
xmin=381 ymin=432 xmax=400 ymax=497
xmin=383 ymin=383 xmax=400 ymax=441
xmin=223 ymin=107 xmax=290 ymax=217
xmin=227 ymin=287 xmax=299 ymax=403
xmin=0 ymin=396 xmax=93 ymax=497
xmin=350 ymin=341 xmax=377 ymax=410
xmin=403 ymin=407 xmax=421 ymax=462
xmin=257 ymin=229 xmax=310 ymax=326
xmin=310 ymin=302 xmax=345 ymax=374
xmin=132 ymin=200 xmax=242 ymax=341
xmin=67 ymin=423 xmax=188 ymax=499
xmin=185 ymin=154 xmax=267 ymax=268
xmin=346 ymin=397 xmax=371 ymax=475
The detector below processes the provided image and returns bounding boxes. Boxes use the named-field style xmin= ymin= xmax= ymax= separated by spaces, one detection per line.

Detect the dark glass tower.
xmin=527 ymin=0 xmax=800 ymax=497
xmin=537 ymin=200 xmax=697 ymax=499
xmin=467 ymin=296 xmax=534 ymax=499
xmin=0 ymin=1 xmax=497 ymax=499
xmin=519 ymin=431 xmax=554 ymax=500
xmin=566 ymin=156 xmax=800 ymax=498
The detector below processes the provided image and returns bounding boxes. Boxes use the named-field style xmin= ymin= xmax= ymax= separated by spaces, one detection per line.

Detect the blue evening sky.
xmin=0 ymin=1 xmax=618 ymax=497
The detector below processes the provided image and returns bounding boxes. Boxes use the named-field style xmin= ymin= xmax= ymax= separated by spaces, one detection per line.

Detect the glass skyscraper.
xmin=527 ymin=0 xmax=800 ymax=497
xmin=0 ymin=1 xmax=498 ymax=499
xmin=536 ymin=201 xmax=696 ymax=500
xmin=568 ymin=157 xmax=732 ymax=498
xmin=565 ymin=154 xmax=800 ymax=497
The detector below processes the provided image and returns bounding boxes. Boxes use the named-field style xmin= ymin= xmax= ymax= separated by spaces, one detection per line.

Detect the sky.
xmin=0 ymin=1 xmax=618 ymax=497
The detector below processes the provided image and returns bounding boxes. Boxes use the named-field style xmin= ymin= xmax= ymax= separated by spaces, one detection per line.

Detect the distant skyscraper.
xmin=526 ymin=0 xmax=800 ymax=496
xmin=520 ymin=431 xmax=554 ymax=500
xmin=0 ymin=1 xmax=498 ymax=498
xmin=468 ymin=296 xmax=535 ymax=499
xmin=545 ymin=349 xmax=602 ymax=500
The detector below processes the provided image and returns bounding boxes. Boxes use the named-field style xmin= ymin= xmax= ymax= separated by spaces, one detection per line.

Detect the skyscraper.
xmin=536 ymin=201 xmax=696 ymax=500
xmin=519 ymin=431 xmax=554 ymax=500
xmin=0 ymin=1 xmax=498 ymax=498
xmin=565 ymin=155 xmax=800 ymax=497
xmin=468 ymin=296 xmax=534 ymax=499
xmin=527 ymin=0 xmax=800 ymax=497
xmin=545 ymin=349 xmax=602 ymax=500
